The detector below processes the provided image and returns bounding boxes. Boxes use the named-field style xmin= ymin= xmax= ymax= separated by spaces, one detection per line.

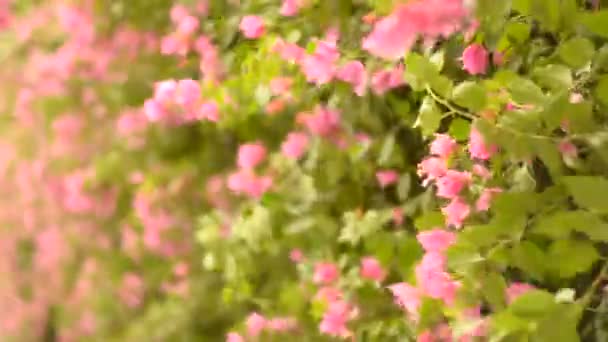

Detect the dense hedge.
xmin=1 ymin=0 xmax=608 ymax=341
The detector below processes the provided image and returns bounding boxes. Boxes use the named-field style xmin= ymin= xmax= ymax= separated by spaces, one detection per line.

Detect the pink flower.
xmin=462 ymin=43 xmax=488 ymax=75
xmin=493 ymin=51 xmax=505 ymax=66
xmin=315 ymin=286 xmax=343 ymax=303
xmin=246 ymin=312 xmax=267 ymax=337
xmin=569 ymin=93 xmax=584 ymax=103
xmin=416 ymin=229 xmax=456 ymax=253
xmin=417 ymin=157 xmax=448 ymax=185
xmin=313 ymin=262 xmax=339 ymax=284
xmin=273 ymin=38 xmax=306 ymax=63
xmin=226 ymin=332 xmax=245 ymax=342
xmin=362 ymin=1 xmax=467 ymax=60
xmin=506 ymin=283 xmax=535 ymax=304
xmin=442 ymin=198 xmax=470 ymax=228
xmin=270 ymin=77 xmax=293 ymax=95
xmin=417 ymin=330 xmax=435 ymax=342
xmin=154 ymin=80 xmax=178 ymax=104
xmin=472 ymin=164 xmax=491 ymax=180
xmin=436 ymin=170 xmax=471 ymax=199
xmin=430 ymin=134 xmax=458 ymax=159
xmin=371 ymin=64 xmax=405 ymax=95
xmin=360 ymin=257 xmax=387 ymax=282
xmin=197 ymin=101 xmax=219 ymax=122
xmin=175 ymin=79 xmax=201 ymax=108
xmin=336 ymin=61 xmax=367 ymax=96
xmin=416 ymin=253 xmax=459 ymax=305
xmin=319 ymin=300 xmax=356 ymax=338
xmin=558 ymin=140 xmax=577 ymax=158
xmin=469 ymin=128 xmax=497 ymax=160
xmin=289 ymin=249 xmax=304 ymax=263
xmin=119 ymin=273 xmax=144 ymax=308
xmin=177 ymin=15 xmax=199 ymax=35
xmin=362 ymin=8 xmax=416 ymax=60
xmin=280 ymin=0 xmax=301 ymax=16
xmin=144 ymin=99 xmax=166 ymax=122
xmin=281 ymin=132 xmax=309 ymax=159
xmin=475 ymin=187 xmax=502 ymax=212
xmin=299 ymin=107 xmax=341 ymax=137
xmin=237 ymin=142 xmax=267 ymax=169
xmin=300 ymin=53 xmax=335 ymax=85
xmin=170 ymin=5 xmax=189 ymax=23
xmin=388 ymin=283 xmax=421 ymax=315
xmin=267 ymin=317 xmax=297 ymax=332
xmin=376 ymin=170 xmax=399 ymax=188
xmin=227 ymin=170 xmax=273 ymax=199
xmin=239 ymin=15 xmax=265 ymax=39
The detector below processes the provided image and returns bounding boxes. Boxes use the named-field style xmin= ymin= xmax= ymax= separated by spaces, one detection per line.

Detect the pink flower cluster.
xmin=227 ymin=142 xmax=273 ymax=199
xmin=225 ymin=312 xmax=297 ymax=340
xmin=363 ymin=0 xmax=469 ymax=59
xmin=144 ymin=79 xmax=219 ymax=124
xmin=273 ymin=34 xmax=406 ymax=96
xmin=418 ymin=131 xmax=500 ymax=228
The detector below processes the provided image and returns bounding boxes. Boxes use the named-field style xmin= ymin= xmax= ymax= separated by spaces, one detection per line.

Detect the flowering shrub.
xmin=2 ymin=0 xmax=608 ymax=341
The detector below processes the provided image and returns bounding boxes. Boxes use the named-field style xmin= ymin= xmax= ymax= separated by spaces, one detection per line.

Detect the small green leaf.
xmin=415 ymin=96 xmax=442 ymax=136
xmin=562 ymin=176 xmax=608 ymax=213
xmin=508 ymin=78 xmax=546 ymax=106
xmin=415 ymin=211 xmax=445 ymax=231
xmin=452 ymin=81 xmax=487 ymax=112
xmin=532 ymin=64 xmax=572 ymax=90
xmin=558 ymin=37 xmax=595 ymax=69
xmin=448 ymin=118 xmax=471 ymax=141
xmin=548 ymin=240 xmax=599 ymax=278
xmin=581 ymin=11 xmax=608 ymax=38
xmin=594 ymin=75 xmax=608 ymax=106
xmin=510 ymin=241 xmax=546 ymax=281
xmin=509 ymin=290 xmax=556 ymax=318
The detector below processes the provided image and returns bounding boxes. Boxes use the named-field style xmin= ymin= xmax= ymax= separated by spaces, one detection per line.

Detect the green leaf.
xmin=417 ymin=297 xmax=444 ymax=331
xmin=415 ymin=211 xmax=445 ymax=231
xmin=429 ymin=75 xmax=453 ymax=98
xmin=340 ymin=210 xmax=388 ymax=245
xmin=533 ymin=210 xmax=608 ymax=241
xmin=533 ymin=138 xmax=563 ymax=179
xmin=533 ymin=304 xmax=581 ymax=342
xmin=562 ymin=176 xmax=608 ymax=213
xmin=558 ymin=37 xmax=595 ymax=69
xmin=481 ymin=272 xmax=507 ymax=311
xmin=548 ymin=240 xmax=599 ymax=278
xmin=505 ymin=21 xmax=531 ymax=44
xmin=581 ymin=11 xmax=608 ymax=38
xmin=451 ymin=81 xmax=487 ymax=112
xmin=405 ymin=52 xmax=439 ymax=82
xmin=594 ymin=75 xmax=608 ymax=106
xmin=448 ymin=118 xmax=471 ymax=141
xmin=532 ymin=64 xmax=572 ymax=91
xmin=510 ymin=241 xmax=546 ymax=281
xmin=509 ymin=290 xmax=556 ymax=318
xmin=508 ymin=78 xmax=546 ymax=106
xmin=415 ymin=96 xmax=441 ymax=137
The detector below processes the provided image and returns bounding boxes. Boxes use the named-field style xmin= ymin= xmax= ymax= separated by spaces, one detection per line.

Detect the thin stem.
xmin=579 ymin=261 xmax=608 ymax=308
xmin=425 ymin=86 xmax=477 ymax=120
